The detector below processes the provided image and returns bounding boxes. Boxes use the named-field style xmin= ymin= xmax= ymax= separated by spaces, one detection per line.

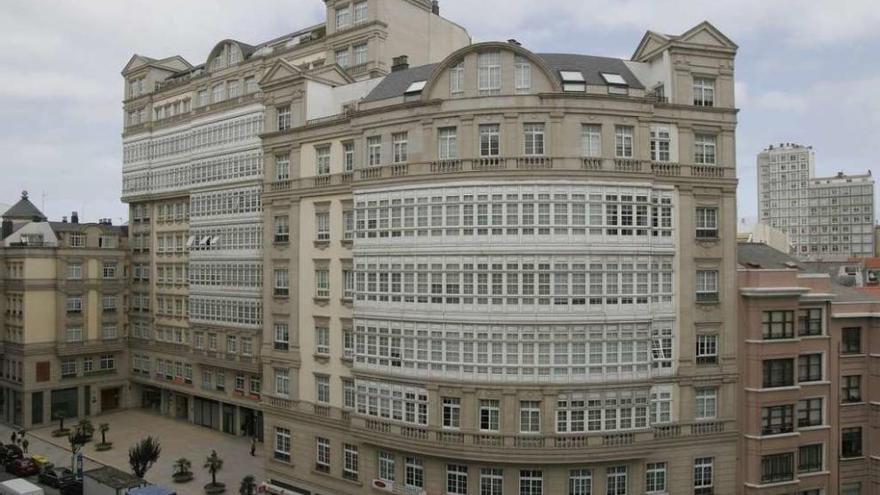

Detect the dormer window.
xmin=560 ymin=71 xmax=585 ymax=92
xmin=450 ymin=61 xmax=464 ymax=95
xmin=404 ymin=80 xmax=426 ymax=95
xmin=601 ymin=73 xmax=628 ymax=95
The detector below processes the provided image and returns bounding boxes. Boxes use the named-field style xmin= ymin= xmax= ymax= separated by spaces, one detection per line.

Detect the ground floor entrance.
xmin=100 ymin=387 xmax=121 ymax=412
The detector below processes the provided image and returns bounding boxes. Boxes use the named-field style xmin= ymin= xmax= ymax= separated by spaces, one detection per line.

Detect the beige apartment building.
xmin=737 ymin=242 xmax=880 ymax=495
xmin=0 ymin=193 xmax=129 ymax=429
xmin=121 ymin=1 xmax=744 ymax=494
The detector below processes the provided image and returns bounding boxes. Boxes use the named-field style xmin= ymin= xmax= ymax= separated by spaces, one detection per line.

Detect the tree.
xmin=172 ymin=457 xmax=193 ymax=483
xmin=239 ymin=475 xmax=256 ymax=495
xmin=129 ymin=436 xmax=161 ymax=478
xmin=98 ymin=423 xmax=109 ymax=444
xmin=68 ymin=428 xmax=91 ymax=471
xmin=77 ymin=418 xmax=95 ymax=439
xmin=204 ymin=450 xmax=224 ymax=487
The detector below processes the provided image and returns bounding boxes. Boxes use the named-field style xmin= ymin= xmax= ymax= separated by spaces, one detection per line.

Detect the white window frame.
xmin=523 ymin=123 xmax=545 ymax=156
xmin=438 ymin=127 xmax=458 ymax=160
xmin=581 ymin=124 xmax=601 ymax=157
xmin=695 ymin=388 xmax=717 ymax=420
xmin=477 ymin=51 xmax=501 ymax=94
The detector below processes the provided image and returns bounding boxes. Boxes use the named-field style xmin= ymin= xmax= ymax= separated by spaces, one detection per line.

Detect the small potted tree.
xmin=203 ymin=450 xmax=225 ymax=494
xmin=95 ymin=423 xmax=112 ymax=451
xmin=52 ymin=412 xmax=70 ymax=437
xmin=129 ymin=436 xmax=161 ymax=479
xmin=239 ymin=475 xmax=256 ymax=495
xmin=172 ymin=457 xmax=193 ymax=483
xmin=76 ymin=419 xmax=95 ymax=441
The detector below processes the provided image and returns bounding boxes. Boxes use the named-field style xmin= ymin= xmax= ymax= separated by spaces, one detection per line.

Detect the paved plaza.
xmin=20 ymin=409 xmax=265 ymax=495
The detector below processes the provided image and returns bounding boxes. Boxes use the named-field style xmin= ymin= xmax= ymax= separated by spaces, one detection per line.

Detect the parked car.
xmin=29 ymin=455 xmax=51 ymax=471
xmin=38 ymin=467 xmax=76 ymax=488
xmin=0 ymin=445 xmax=22 ymax=465
xmin=59 ymin=479 xmax=82 ymax=495
xmin=6 ymin=458 xmax=40 ymax=477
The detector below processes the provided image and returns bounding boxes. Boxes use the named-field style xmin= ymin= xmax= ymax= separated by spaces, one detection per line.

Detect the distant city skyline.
xmin=2 ymin=0 xmax=879 ymax=224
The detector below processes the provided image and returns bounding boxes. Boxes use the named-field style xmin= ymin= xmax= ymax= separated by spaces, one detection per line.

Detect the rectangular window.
xmin=274 ymin=215 xmax=289 ymax=243
xmin=761 ymin=405 xmax=793 ymax=435
xmin=274 ymin=322 xmax=289 ymax=350
xmin=450 ymin=61 xmax=464 ymax=94
xmin=315 ymin=437 xmax=330 ymax=472
xmin=102 ymin=262 xmax=117 ymax=279
xmin=479 ymin=124 xmax=500 ymax=157
xmin=405 ymin=457 xmax=424 ymax=489
xmin=695 ymin=207 xmax=718 ymax=238
xmin=273 ymin=269 xmax=289 ymax=296
xmin=695 ymin=388 xmax=717 ymax=420
xmin=695 ymin=334 xmax=718 ymax=364
xmin=514 ymin=55 xmax=531 ymax=93
xmin=447 ymin=464 xmax=468 ymax=495
xmin=477 ymin=51 xmax=501 ymax=94
xmin=480 ymin=468 xmax=503 ymax=495
xmin=762 ymin=310 xmax=794 ymax=339
xmin=343 ymin=142 xmax=355 ymax=171
xmin=842 ymin=375 xmax=861 ymax=403
xmin=275 ymin=153 xmax=290 ymax=181
xmin=315 ymin=145 xmax=330 ymax=176
xmin=645 ymin=462 xmax=666 ymax=494
xmin=438 ymin=127 xmax=458 ymax=160
xmin=693 ymin=77 xmax=715 ymax=107
xmin=761 ymin=453 xmax=793 ymax=483
xmin=66 ymin=296 xmax=83 ymax=313
xmin=315 ymin=269 xmax=330 ymax=298
xmin=67 ymin=263 xmax=82 ymax=280
xmin=335 ymin=5 xmax=350 ymax=29
xmin=696 ymin=270 xmax=719 ymax=302
xmin=277 ymin=105 xmax=291 ymax=131
xmin=842 ymin=427 xmax=862 ymax=457
xmin=649 ymin=127 xmax=670 ymax=162
xmin=479 ymin=399 xmax=500 ymax=432
xmin=212 ymin=83 xmax=225 ymax=103
xmin=694 ymin=134 xmax=717 ymax=165
xmin=798 ymin=354 xmax=822 ymax=382
xmin=315 ymin=327 xmax=330 ymax=355
xmin=606 ymin=466 xmax=627 ymax=495
xmin=316 ymin=375 xmax=330 ymax=403
xmin=367 ymin=136 xmax=382 ymax=166
xmin=343 ymin=444 xmax=358 ymax=480
xmin=798 ymin=444 xmax=823 ymax=473
xmin=392 ymin=132 xmax=408 ymax=163
xmin=615 ymin=126 xmax=634 ymax=158
xmin=797 ymin=398 xmax=822 ymax=427
xmin=693 ymin=457 xmax=713 ymax=493
xmin=798 ymin=308 xmax=822 ymax=336
xmin=378 ymin=451 xmax=395 ymax=482
xmin=581 ymin=124 xmax=601 ymax=157
xmin=274 ymin=368 xmax=289 ymax=396
xmin=763 ymin=359 xmax=794 ymax=388
xmin=353 ymin=0 xmax=367 ymax=23
xmin=274 ymin=427 xmax=291 ymax=462
xmin=65 ymin=327 xmax=82 ymax=343
xmin=568 ymin=468 xmax=591 ymax=495
xmin=842 ymin=327 xmax=861 ymax=353
xmin=353 ymin=43 xmax=368 ymax=66
xmin=519 ymin=470 xmax=542 ymax=495
xmin=316 ymin=212 xmax=330 ymax=241
xmin=519 ymin=400 xmax=541 ymax=433
xmin=227 ymin=80 xmax=240 ymax=98
xmin=523 ymin=123 xmax=545 ymax=156
xmin=442 ymin=397 xmax=461 ymax=429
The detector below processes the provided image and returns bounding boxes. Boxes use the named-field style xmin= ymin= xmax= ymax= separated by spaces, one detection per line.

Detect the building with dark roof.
xmin=737 ymin=241 xmax=880 ymax=492
xmin=119 ymin=1 xmax=747 ymax=493
xmin=0 ymin=194 xmax=129 ymax=428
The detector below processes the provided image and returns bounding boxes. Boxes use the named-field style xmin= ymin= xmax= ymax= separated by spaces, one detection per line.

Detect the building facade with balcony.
xmin=120 ymin=0 xmax=469 ymax=438
xmin=737 ymin=241 xmax=880 ymax=495
xmin=756 ymin=143 xmax=875 ymax=259
xmin=0 ymin=193 xmax=129 ymax=428
xmin=259 ymin=21 xmax=740 ymax=495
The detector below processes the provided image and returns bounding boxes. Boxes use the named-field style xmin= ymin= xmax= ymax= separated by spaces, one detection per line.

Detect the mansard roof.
xmin=2 ymin=191 xmax=46 ymax=221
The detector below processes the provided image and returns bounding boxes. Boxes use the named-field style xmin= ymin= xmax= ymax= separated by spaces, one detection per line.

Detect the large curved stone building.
xmin=121 ymin=1 xmax=739 ymax=493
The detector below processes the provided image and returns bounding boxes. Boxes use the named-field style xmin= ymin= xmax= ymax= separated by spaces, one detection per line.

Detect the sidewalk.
xmin=0 ymin=421 xmax=103 ymax=474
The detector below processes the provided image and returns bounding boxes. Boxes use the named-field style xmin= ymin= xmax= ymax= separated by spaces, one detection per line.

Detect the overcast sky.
xmin=1 ymin=0 xmax=878 ymax=224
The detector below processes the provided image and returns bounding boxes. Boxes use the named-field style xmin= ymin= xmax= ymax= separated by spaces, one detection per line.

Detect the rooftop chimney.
xmin=62 ymin=216 xmax=67 ymax=223
xmin=71 ymin=211 xmax=79 ymax=224
xmin=391 ymin=55 xmax=409 ymax=72
xmin=431 ymin=0 xmax=439 ymax=14
xmin=508 ymin=39 xmax=521 ymax=46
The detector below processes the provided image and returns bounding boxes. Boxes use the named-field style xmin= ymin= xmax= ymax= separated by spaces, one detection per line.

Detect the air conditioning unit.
xmin=372 ymin=479 xmax=394 ymax=492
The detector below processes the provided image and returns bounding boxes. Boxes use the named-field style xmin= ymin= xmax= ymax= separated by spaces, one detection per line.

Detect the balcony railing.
xmin=267 ymin=157 xmax=734 ymax=196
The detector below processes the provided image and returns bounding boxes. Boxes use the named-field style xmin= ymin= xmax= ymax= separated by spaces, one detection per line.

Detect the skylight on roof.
xmin=404 ymin=80 xmax=427 ymax=94
xmin=601 ymin=72 xmax=627 ymax=85
xmin=559 ymin=71 xmax=584 ymax=82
